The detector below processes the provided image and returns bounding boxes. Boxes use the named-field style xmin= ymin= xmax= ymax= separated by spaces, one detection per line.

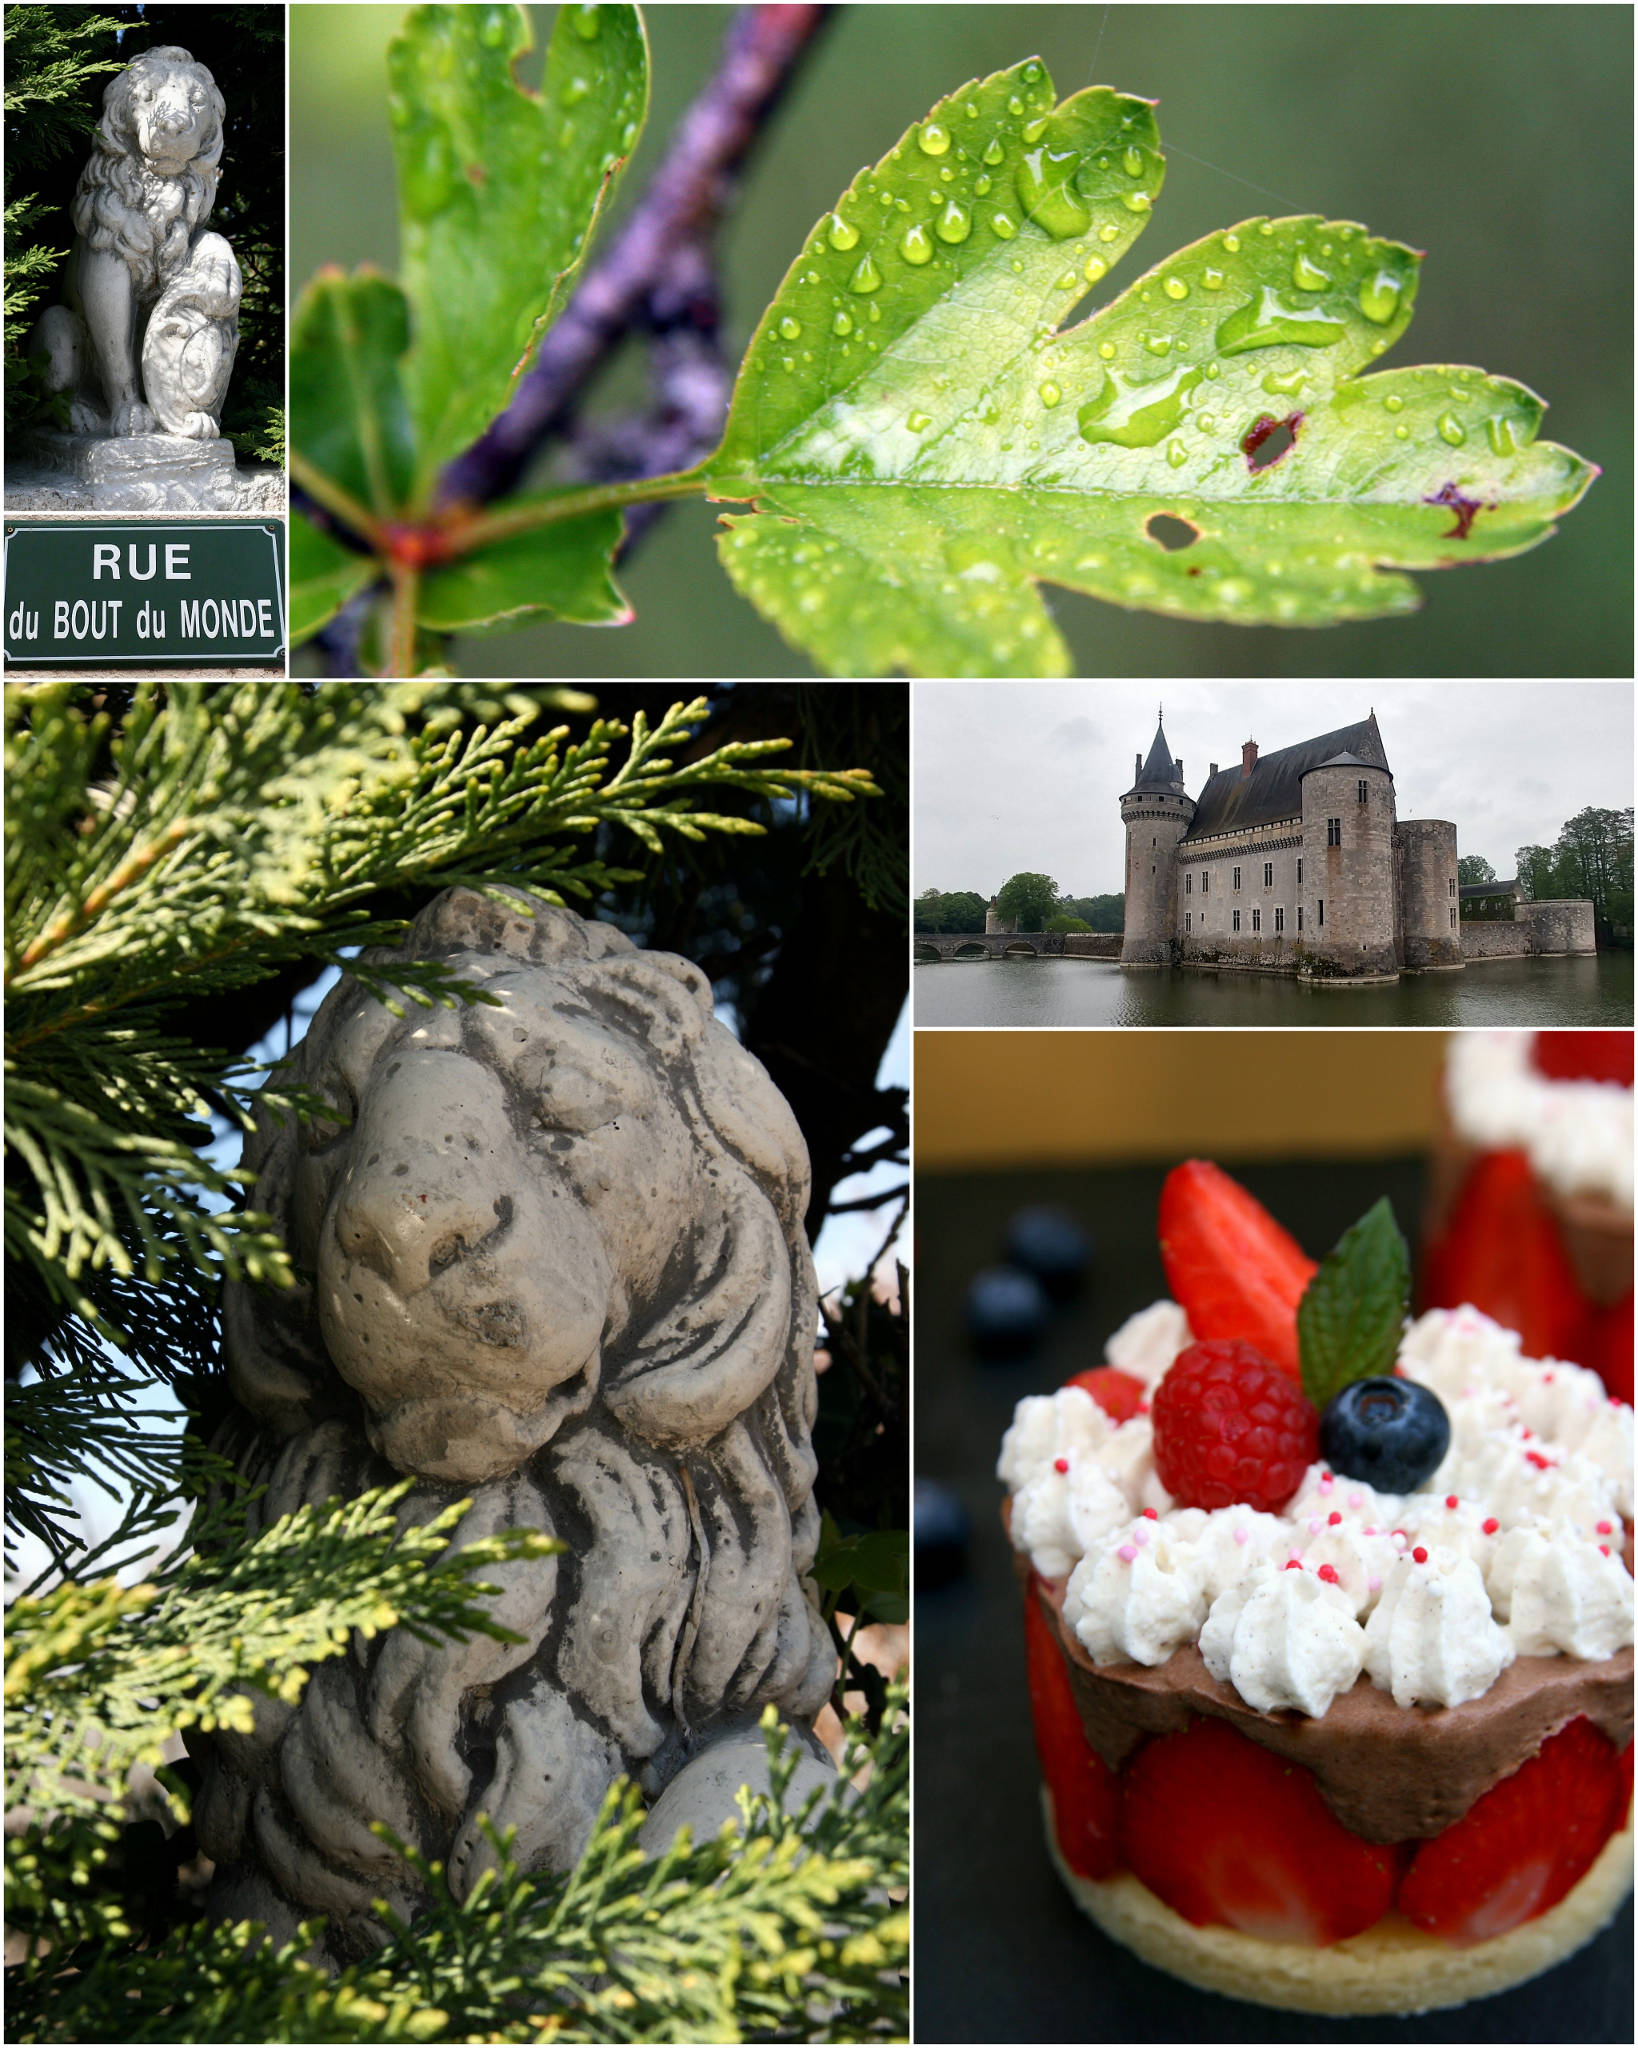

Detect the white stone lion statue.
xmin=195 ymin=891 xmax=836 ymax=1957
xmin=30 ymin=46 xmax=241 ymax=439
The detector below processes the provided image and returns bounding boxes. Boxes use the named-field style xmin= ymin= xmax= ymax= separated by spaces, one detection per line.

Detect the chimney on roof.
xmin=1209 ymin=761 xmax=1219 ymax=778
xmin=1174 ymin=758 xmax=1183 ymax=782
xmin=1135 ymin=751 xmax=1142 ymax=781
xmin=1241 ymin=739 xmax=1258 ymax=779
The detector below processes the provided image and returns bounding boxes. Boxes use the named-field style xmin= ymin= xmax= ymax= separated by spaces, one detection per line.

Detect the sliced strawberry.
xmin=1063 ymin=1364 xmax=1148 ymax=1423
xmin=1022 ymin=1579 xmax=1120 ymax=1880
xmin=1531 ymin=1032 xmax=1634 ymax=1088
xmin=1157 ymin=1161 xmax=1316 ymax=1379
xmin=1586 ymin=1293 xmax=1634 ymax=1406
xmin=1422 ymin=1150 xmax=1591 ymax=1363
xmin=1118 ymin=1715 xmax=1402 ymax=1944
xmin=1398 ymin=1716 xmax=1627 ymax=1944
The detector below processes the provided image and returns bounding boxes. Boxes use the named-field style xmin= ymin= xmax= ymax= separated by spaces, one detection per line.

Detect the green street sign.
xmin=4 ymin=519 xmax=286 ymax=667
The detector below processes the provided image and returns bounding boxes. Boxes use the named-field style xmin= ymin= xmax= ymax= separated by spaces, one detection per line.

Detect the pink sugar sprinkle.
xmin=1307 ymin=1516 xmax=1323 ymax=1536
xmin=1132 ymin=1526 xmax=1150 ymax=1548
xmin=1597 ymin=1520 xmax=1614 ymax=1535
xmin=1284 ymin=1558 xmax=1303 ymax=1571
xmin=1482 ymin=1517 xmax=1500 ymax=1535
xmin=1600 ymin=1545 xmax=1612 ymax=1557
xmin=1445 ymin=1495 xmax=1459 ymax=1509
xmin=1363 ymin=1525 xmax=1379 ymax=1537
xmin=1053 ymin=1456 xmax=1069 ymax=1473
xmin=1347 ymin=1491 xmax=1364 ymax=1509
xmin=1321 ymin=1468 xmax=1333 ymax=1480
xmin=1141 ymin=1507 xmax=1158 ymax=1520
xmin=1317 ymin=1564 xmax=1341 ymax=1586
xmin=1319 ymin=1475 xmax=1334 ymax=1493
xmin=1368 ymin=1574 xmax=1382 ymax=1593
xmin=1233 ymin=1527 xmax=1249 ymax=1546
xmin=1525 ymin=1450 xmax=1554 ymax=1471
xmin=1544 ymin=1372 xmax=1555 ymax=1384
xmin=1118 ymin=1543 xmax=1138 ymax=1563
xmin=1328 ymin=1511 xmax=1343 ymax=1526
xmin=1412 ymin=1546 xmax=1429 ymax=1564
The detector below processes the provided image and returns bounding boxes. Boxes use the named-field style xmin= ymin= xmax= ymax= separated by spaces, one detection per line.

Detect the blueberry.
xmin=1319 ymin=1378 xmax=1451 ymax=1493
xmin=964 ymin=1265 xmax=1050 ymax=1357
xmin=914 ymin=1478 xmax=971 ymax=1587
xmin=1004 ymin=1205 xmax=1093 ymax=1300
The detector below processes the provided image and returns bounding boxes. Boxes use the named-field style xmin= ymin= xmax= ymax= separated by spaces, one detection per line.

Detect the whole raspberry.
xmin=1152 ymin=1340 xmax=1319 ymax=1512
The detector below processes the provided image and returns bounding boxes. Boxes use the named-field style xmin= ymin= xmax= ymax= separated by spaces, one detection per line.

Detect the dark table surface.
xmin=913 ymin=1157 xmax=1634 ymax=2045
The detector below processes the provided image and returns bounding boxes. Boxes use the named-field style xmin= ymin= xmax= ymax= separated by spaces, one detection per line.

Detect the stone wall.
xmin=1177 ymin=825 xmax=1306 ymax=967
xmin=1063 ymin=933 xmax=1123 ymax=958
xmin=1121 ymin=789 xmax=1194 ymax=963
xmin=1460 ymin=900 xmax=1597 ymax=958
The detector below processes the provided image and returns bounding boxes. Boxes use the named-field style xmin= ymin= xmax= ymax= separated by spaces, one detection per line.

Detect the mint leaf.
xmin=289 ymin=512 xmax=376 ymax=641
xmin=1297 ymin=1198 xmax=1410 ymax=1411
xmin=707 ymin=57 xmax=1594 ymax=677
xmin=389 ymin=1 xmax=650 ymax=504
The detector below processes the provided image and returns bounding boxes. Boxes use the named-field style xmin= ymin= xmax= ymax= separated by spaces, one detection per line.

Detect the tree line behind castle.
xmin=917 ymin=807 xmax=1633 ymax=949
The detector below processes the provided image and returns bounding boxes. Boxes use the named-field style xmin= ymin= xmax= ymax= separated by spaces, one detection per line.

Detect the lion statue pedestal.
xmin=195 ymin=890 xmax=839 ymax=1962
xmin=7 ymin=46 xmax=279 ymax=513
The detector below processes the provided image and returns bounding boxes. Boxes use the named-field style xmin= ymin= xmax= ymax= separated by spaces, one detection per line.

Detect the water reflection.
xmin=912 ymin=954 xmax=1634 ymax=1028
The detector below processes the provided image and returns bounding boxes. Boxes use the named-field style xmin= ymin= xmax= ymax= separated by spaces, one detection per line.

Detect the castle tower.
xmin=1299 ymin=740 xmax=1397 ymax=979
xmin=984 ymin=896 xmax=1016 ymax=936
xmin=1120 ymin=716 xmax=1196 ymax=965
xmin=1397 ymin=818 xmax=1463 ymax=970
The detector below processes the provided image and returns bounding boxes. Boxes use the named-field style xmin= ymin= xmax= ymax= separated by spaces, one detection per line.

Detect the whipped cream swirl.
xmin=1445 ymin=1030 xmax=1633 ymax=1210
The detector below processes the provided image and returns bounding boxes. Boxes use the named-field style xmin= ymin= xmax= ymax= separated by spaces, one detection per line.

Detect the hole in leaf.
xmin=1241 ymin=412 xmax=1303 ymax=471
xmin=1146 ymin=513 xmax=1199 ymax=552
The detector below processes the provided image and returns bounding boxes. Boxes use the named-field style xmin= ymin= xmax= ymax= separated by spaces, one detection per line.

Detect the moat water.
xmin=913 ymin=952 xmax=1634 ymax=1028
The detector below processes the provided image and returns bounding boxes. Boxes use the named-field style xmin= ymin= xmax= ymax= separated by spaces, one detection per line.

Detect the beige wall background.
xmin=915 ymin=1031 xmax=1449 ymax=1170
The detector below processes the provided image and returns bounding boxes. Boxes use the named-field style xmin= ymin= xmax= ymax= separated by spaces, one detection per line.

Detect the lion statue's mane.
xmin=73 ymin=46 xmax=226 ymax=298
xmin=196 ymin=892 xmax=834 ymax=1956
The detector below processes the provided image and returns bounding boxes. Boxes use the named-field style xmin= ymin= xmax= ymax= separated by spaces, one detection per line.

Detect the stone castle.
xmin=1121 ymin=713 xmax=1594 ymax=983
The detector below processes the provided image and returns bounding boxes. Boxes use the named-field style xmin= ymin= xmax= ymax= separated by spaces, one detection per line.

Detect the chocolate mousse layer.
xmin=1018 ymin=1549 xmax=1634 ymax=1844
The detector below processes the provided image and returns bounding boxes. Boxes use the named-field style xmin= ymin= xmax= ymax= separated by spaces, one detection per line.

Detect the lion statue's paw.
xmin=176 ymin=410 xmax=221 ymax=441
xmin=112 ymin=400 xmax=158 ymax=437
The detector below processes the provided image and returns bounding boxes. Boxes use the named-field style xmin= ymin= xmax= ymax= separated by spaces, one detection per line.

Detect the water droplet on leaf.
xmin=1143 ymin=332 xmax=1172 ymax=356
xmin=1084 ymin=255 xmax=1106 ymax=283
xmin=1384 ymin=393 xmax=1404 ymax=413
xmin=1358 ymin=270 xmax=1401 ymax=324
xmin=1290 ymin=251 xmax=1331 ymax=290
xmin=1017 ymin=145 xmax=1091 ymax=237
xmin=826 ymin=212 xmax=858 ymax=251
xmin=1486 ymin=413 xmax=1517 ymax=457
xmin=1163 ymin=276 xmax=1188 ymax=300
xmin=937 ymin=199 xmax=972 ymax=243
xmin=900 ymin=223 xmax=933 ymax=265
xmin=1039 ymin=381 xmax=1062 ymax=408
xmin=1261 ymin=367 xmax=1307 ymax=395
xmin=1121 ymin=189 xmax=1152 ymax=213
xmin=1098 ymin=223 xmax=1119 ymax=243
xmin=990 ymin=211 xmax=1018 ymax=240
xmin=918 ymin=121 xmax=951 ymax=156
xmin=1437 ymin=411 xmax=1465 ymax=446
xmin=1167 ymin=438 xmax=1188 ymax=468
xmin=1098 ymin=341 xmax=1116 ymax=360
xmin=1216 ymin=286 xmax=1346 ymax=355
xmin=974 ymin=174 xmax=992 ymax=196
xmin=832 ymin=311 xmax=853 ymax=336
xmin=571 ymin=4 xmax=600 ymax=40
xmin=848 ymin=255 xmax=883 ymax=294
xmin=779 ymin=316 xmax=802 ymax=340
xmin=1222 ymin=233 xmax=1240 ymax=252
xmin=906 ymin=411 xmax=933 ymax=432
xmin=1077 ymin=361 xmax=1204 ymax=448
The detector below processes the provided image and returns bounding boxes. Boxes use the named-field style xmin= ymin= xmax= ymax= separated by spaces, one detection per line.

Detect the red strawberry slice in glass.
xmin=1118 ymin=1715 xmax=1403 ymax=1944
xmin=1398 ymin=1716 xmax=1629 ymax=1943
xmin=1157 ymin=1161 xmax=1316 ymax=1380
xmin=1422 ymin=1149 xmax=1591 ymax=1364
xmin=1062 ymin=1364 xmax=1148 ymax=1422
xmin=1022 ymin=1581 xmax=1120 ymax=1881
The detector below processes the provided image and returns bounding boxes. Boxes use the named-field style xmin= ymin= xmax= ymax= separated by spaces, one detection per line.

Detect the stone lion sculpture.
xmin=195 ymin=890 xmax=836 ymax=1958
xmin=30 ymin=47 xmax=241 ymax=439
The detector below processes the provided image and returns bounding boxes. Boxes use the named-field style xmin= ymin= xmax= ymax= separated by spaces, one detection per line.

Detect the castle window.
xmin=1327 ymin=818 xmax=1342 ymax=847
xmin=1358 ymin=779 xmax=1369 ymax=804
xmin=1202 ymin=871 xmax=1209 ymax=894
xmin=1297 ymin=857 xmax=1303 ymax=885
xmin=1186 ymin=873 xmax=1193 ymax=895
xmin=1232 ymin=909 xmax=1241 ymax=932
xmin=1186 ymin=912 xmax=1192 ymax=933
xmin=1450 ymin=908 xmax=1457 ymax=930
xmin=1232 ymin=866 xmax=1241 ymax=890
xmin=1275 ymin=907 xmax=1285 ymax=933
xmin=1448 ymin=877 xmax=1455 ymax=897
xmin=1318 ymin=898 xmax=1325 ymax=926
xmin=1263 ymin=862 xmax=1273 ymax=888
xmin=1297 ymin=905 xmax=1304 ymax=931
xmin=1251 ymin=908 xmax=1262 ymax=933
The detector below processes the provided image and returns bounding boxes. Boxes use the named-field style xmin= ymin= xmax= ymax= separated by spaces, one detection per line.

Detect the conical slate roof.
xmin=1183 ymin=714 xmax=1390 ymax=841
xmin=1133 ymin=718 xmax=1181 ymax=790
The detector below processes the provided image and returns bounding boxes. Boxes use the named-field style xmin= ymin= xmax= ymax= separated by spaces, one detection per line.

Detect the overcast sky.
xmin=912 ymin=681 xmax=1634 ymax=905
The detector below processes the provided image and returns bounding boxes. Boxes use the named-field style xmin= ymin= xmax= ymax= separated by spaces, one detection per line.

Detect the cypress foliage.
xmin=5 ymin=682 xmax=907 ymax=2043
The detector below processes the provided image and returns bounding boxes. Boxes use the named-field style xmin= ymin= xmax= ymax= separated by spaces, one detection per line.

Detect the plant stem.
xmin=289 ymin=452 xmax=388 ymax=553
xmin=386 ymin=562 xmax=420 ymax=677
xmin=450 ymin=468 xmax=710 ymax=554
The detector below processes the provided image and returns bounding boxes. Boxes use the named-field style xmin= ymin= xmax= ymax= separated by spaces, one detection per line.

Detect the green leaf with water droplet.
xmin=390 ymin=2 xmax=649 ymax=505
xmin=706 ymin=58 xmax=1595 ymax=676
xmin=289 ymin=511 xmax=378 ymax=642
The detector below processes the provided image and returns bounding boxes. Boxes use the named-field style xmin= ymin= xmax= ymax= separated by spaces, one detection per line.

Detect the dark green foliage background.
xmin=6 ymin=3 xmax=283 ymax=460
xmin=290 ymin=3 xmax=1631 ymax=678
